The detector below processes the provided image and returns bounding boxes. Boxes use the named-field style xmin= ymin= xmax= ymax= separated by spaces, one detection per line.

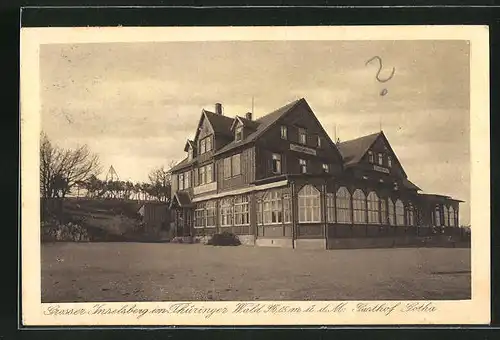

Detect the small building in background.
xmin=138 ymin=202 xmax=171 ymax=238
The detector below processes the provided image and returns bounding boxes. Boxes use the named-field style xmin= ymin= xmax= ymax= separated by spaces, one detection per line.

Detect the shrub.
xmin=206 ymin=232 xmax=241 ymax=246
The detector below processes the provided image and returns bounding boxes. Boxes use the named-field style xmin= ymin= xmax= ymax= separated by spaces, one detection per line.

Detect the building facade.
xmin=169 ymin=98 xmax=463 ymax=249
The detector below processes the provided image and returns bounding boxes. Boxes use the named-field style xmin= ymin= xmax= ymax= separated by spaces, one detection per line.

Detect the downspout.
xmin=291 ymin=180 xmax=296 ymax=249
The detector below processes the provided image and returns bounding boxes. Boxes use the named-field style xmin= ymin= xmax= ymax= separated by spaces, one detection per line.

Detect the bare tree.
xmin=40 ymin=132 xmax=102 ymax=198
xmin=147 ymin=165 xmax=172 ymax=202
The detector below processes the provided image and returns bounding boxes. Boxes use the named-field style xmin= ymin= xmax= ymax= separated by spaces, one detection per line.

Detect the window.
xmin=378 ymin=153 xmax=383 ymax=165
xmin=353 ymin=189 xmax=367 ymax=224
xmin=223 ymin=157 xmax=231 ymax=179
xmin=198 ymin=164 xmax=213 ymax=185
xmin=281 ymin=125 xmax=287 ymax=139
xmin=263 ymin=190 xmax=283 ymax=224
xmin=443 ymin=206 xmax=449 ymax=226
xmin=235 ymin=126 xmax=243 ymax=142
xmin=317 ymin=136 xmax=322 ymax=148
xmin=206 ymin=164 xmax=213 ymax=183
xmin=184 ymin=171 xmax=190 ymax=189
xmin=387 ymin=155 xmax=392 ymax=168
xmin=188 ymin=147 xmax=193 ymax=160
xmin=178 ymin=173 xmax=184 ymax=190
xmin=299 ymin=159 xmax=307 ymax=173
xmin=368 ymin=151 xmax=374 ymax=163
xmin=395 ymin=199 xmax=405 ymax=226
xmin=336 ymin=187 xmax=352 ymax=223
xmin=449 ymin=206 xmax=456 ymax=227
xmin=205 ymin=137 xmax=212 ymax=152
xmin=272 ymin=153 xmax=282 ymax=174
xmin=388 ymin=198 xmax=395 ymax=225
xmin=326 ymin=193 xmax=335 ymax=223
xmin=406 ymin=203 xmax=415 ymax=226
xmin=194 ymin=203 xmax=206 ymax=228
xmin=199 ymin=137 xmax=212 ymax=154
xmin=232 ymin=154 xmax=241 ymax=176
xmin=299 ymin=128 xmax=307 ymax=145
xmin=234 ymin=195 xmax=249 ymax=225
xmin=206 ymin=201 xmax=216 ymax=227
xmin=298 ymin=185 xmax=321 ymax=223
xmin=367 ymin=191 xmax=380 ymax=224
xmin=283 ymin=194 xmax=291 ymax=223
xmin=256 ymin=198 xmax=263 ymax=225
xmin=380 ymin=198 xmax=387 ymax=224
xmin=434 ymin=205 xmax=441 ymax=226
xmin=199 ymin=166 xmax=206 ymax=185
xmin=200 ymin=138 xmax=206 ymax=154
xmin=322 ymin=163 xmax=330 ymax=173
xmin=220 ymin=198 xmax=233 ymax=227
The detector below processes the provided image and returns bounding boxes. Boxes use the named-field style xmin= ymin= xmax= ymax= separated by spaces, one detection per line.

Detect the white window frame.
xmin=368 ymin=150 xmax=374 ymax=163
xmin=298 ymin=184 xmax=321 ymax=223
xmin=223 ymin=157 xmax=232 ymax=179
xmin=395 ymin=199 xmax=405 ymax=226
xmin=326 ymin=193 xmax=335 ymax=223
xmin=407 ymin=203 xmax=415 ymax=226
xmin=263 ymin=190 xmax=283 ymax=224
xmin=299 ymin=158 xmax=307 ymax=173
xmin=434 ymin=205 xmax=441 ymax=226
xmin=317 ymin=136 xmax=322 ymax=148
xmin=205 ymin=136 xmax=212 ymax=152
xmin=353 ymin=189 xmax=367 ymax=224
xmin=380 ymin=197 xmax=387 ymax=224
xmin=388 ymin=198 xmax=395 ymax=225
xmin=235 ymin=126 xmax=243 ymax=142
xmin=449 ymin=206 xmax=456 ymax=227
xmin=206 ymin=164 xmax=213 ymax=183
xmin=298 ymin=128 xmax=307 ymax=145
xmin=336 ymin=187 xmax=352 ymax=223
xmin=272 ymin=153 xmax=282 ymax=174
xmin=232 ymin=154 xmax=241 ymax=176
xmin=378 ymin=153 xmax=383 ymax=166
xmin=219 ymin=198 xmax=233 ymax=227
xmin=194 ymin=203 xmax=206 ymax=228
xmin=234 ymin=195 xmax=250 ymax=226
xmin=387 ymin=155 xmax=392 ymax=168
xmin=281 ymin=125 xmax=287 ymax=139
xmin=178 ymin=173 xmax=185 ymax=190
xmin=367 ymin=191 xmax=380 ymax=224
xmin=443 ymin=206 xmax=449 ymax=226
xmin=322 ymin=163 xmax=330 ymax=173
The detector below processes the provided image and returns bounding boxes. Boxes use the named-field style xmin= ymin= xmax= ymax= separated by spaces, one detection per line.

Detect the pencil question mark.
xmin=365 ymin=56 xmax=396 ymax=96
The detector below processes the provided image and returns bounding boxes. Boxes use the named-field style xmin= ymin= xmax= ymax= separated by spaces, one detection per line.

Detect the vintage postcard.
xmin=20 ymin=25 xmax=490 ymax=326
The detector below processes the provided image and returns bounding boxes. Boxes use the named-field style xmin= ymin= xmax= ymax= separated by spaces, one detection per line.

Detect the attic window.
xmin=299 ymin=128 xmax=307 ymax=145
xmin=322 ymin=163 xmax=329 ymax=173
xmin=281 ymin=125 xmax=287 ymax=139
xmin=188 ymin=147 xmax=193 ymax=160
xmin=235 ymin=126 xmax=243 ymax=142
xmin=387 ymin=155 xmax=392 ymax=168
xmin=317 ymin=136 xmax=322 ymax=148
xmin=378 ymin=153 xmax=383 ymax=166
xmin=368 ymin=151 xmax=374 ymax=163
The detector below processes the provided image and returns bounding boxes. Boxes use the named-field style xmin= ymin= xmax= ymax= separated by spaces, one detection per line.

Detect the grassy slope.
xmin=42 ymin=243 xmax=471 ymax=302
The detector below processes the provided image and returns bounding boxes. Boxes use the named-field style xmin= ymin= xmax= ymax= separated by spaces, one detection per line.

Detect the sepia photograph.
xmin=21 ymin=25 xmax=490 ymax=326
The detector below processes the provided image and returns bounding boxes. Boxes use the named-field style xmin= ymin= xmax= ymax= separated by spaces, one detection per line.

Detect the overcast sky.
xmin=40 ymin=40 xmax=470 ymax=224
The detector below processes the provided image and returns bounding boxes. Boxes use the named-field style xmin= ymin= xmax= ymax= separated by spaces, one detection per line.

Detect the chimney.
xmin=245 ymin=112 xmax=252 ymax=120
xmin=215 ymin=103 xmax=223 ymax=115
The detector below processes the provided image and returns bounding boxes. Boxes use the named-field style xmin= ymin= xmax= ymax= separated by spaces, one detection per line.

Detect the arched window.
xmin=388 ymin=198 xmax=395 ymax=226
xmin=220 ymin=197 xmax=233 ymax=227
xmin=449 ymin=206 xmax=456 ymax=227
xmin=353 ymin=189 xmax=366 ymax=224
xmin=443 ymin=206 xmax=449 ymax=226
xmin=380 ymin=197 xmax=388 ymax=224
xmin=336 ymin=187 xmax=352 ymax=223
xmin=326 ymin=193 xmax=335 ymax=223
xmin=367 ymin=191 xmax=380 ymax=224
xmin=298 ymin=185 xmax=321 ymax=223
xmin=434 ymin=205 xmax=441 ymax=226
xmin=406 ymin=203 xmax=414 ymax=226
xmin=395 ymin=199 xmax=405 ymax=226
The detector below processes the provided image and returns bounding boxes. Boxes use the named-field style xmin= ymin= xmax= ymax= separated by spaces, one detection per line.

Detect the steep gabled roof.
xmin=169 ymin=157 xmax=195 ymax=173
xmin=183 ymin=140 xmax=195 ymax=152
xmin=169 ymin=191 xmax=193 ymax=208
xmin=337 ymin=132 xmax=381 ymax=167
xmin=203 ymin=110 xmax=234 ymax=137
xmin=214 ymin=98 xmax=304 ymax=156
xmin=337 ymin=131 xmax=408 ymax=179
xmin=230 ymin=115 xmax=260 ymax=131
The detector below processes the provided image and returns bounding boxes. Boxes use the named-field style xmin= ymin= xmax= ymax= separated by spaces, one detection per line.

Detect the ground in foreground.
xmin=42 ymin=243 xmax=471 ymax=302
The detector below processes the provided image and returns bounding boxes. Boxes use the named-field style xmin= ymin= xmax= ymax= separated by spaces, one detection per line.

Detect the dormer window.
xmin=299 ymin=128 xmax=307 ymax=145
xmin=188 ymin=147 xmax=193 ymax=160
xmin=378 ymin=153 xmax=383 ymax=165
xmin=281 ymin=125 xmax=287 ymax=139
xmin=235 ymin=126 xmax=243 ymax=142
xmin=368 ymin=151 xmax=374 ymax=163
xmin=199 ymin=136 xmax=212 ymax=154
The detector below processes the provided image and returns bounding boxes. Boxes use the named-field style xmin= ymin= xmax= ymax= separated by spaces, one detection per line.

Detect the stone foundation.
xmin=255 ymin=238 xmax=293 ymax=248
xmin=294 ymin=238 xmax=326 ymax=250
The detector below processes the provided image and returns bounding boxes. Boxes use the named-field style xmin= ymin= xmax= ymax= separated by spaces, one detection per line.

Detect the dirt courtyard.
xmin=41 ymin=242 xmax=471 ymax=302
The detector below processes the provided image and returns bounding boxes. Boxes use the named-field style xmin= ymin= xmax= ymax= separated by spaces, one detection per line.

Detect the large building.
xmin=169 ymin=98 xmax=463 ymax=249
